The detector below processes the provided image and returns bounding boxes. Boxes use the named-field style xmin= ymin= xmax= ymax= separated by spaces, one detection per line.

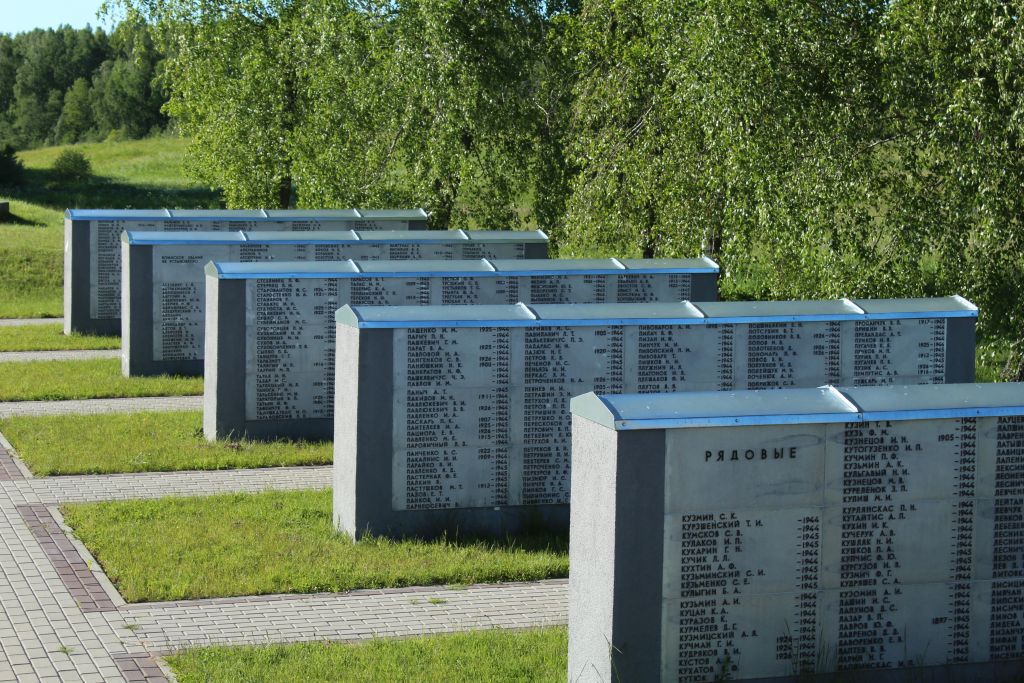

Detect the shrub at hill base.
xmin=51 ymin=150 xmax=92 ymax=182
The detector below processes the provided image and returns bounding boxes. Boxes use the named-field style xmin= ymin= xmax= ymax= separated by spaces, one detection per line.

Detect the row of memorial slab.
xmin=64 ymin=209 xmax=1023 ymax=681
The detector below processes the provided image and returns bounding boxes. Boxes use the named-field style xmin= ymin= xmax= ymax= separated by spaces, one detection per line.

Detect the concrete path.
xmin=0 ymin=319 xmax=63 ymax=327
xmin=8 ymin=466 xmax=332 ymax=505
xmin=0 ymin=396 xmax=201 ymax=419
xmin=104 ymin=580 xmax=567 ymax=655
xmin=0 ymin=432 xmax=566 ymax=681
xmin=0 ymin=350 xmax=120 ymax=363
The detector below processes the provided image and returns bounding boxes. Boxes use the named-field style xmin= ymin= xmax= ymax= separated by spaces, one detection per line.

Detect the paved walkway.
xmin=0 ymin=319 xmax=62 ymax=327
xmin=99 ymin=580 xmax=566 ymax=655
xmin=0 ymin=350 xmax=120 ymax=363
xmin=0 ymin=430 xmax=566 ymax=681
xmin=8 ymin=466 xmax=332 ymax=504
xmin=0 ymin=396 xmax=201 ymax=419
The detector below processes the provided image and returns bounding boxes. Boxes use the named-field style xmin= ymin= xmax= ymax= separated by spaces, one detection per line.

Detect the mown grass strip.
xmin=0 ymin=358 xmax=201 ymax=402
xmin=0 ymin=324 xmax=120 ymax=352
xmin=167 ymin=627 xmax=567 ymax=683
xmin=0 ymin=411 xmax=329 ymax=476
xmin=61 ymin=490 xmax=569 ymax=603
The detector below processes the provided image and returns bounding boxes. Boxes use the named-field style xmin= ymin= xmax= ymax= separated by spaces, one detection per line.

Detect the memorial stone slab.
xmin=64 ymin=207 xmax=430 ymax=335
xmin=332 ymin=297 xmax=977 ymax=539
xmin=121 ymin=229 xmax=548 ymax=377
xmin=568 ymin=383 xmax=1024 ymax=682
xmin=204 ymin=257 xmax=720 ymax=441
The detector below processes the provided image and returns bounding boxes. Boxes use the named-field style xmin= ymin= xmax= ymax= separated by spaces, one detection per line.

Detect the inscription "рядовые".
xmin=659 ymin=417 xmax=1024 ymax=681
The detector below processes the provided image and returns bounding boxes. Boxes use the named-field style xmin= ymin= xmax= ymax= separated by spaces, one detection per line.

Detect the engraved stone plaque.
xmin=65 ymin=208 xmax=430 ymax=334
xmin=382 ymin=301 xmax=971 ymax=513
xmin=205 ymin=258 xmax=720 ymax=441
xmin=331 ymin=297 xmax=977 ymax=541
xmin=123 ymin=229 xmax=547 ymax=376
xmin=568 ymin=384 xmax=1024 ymax=682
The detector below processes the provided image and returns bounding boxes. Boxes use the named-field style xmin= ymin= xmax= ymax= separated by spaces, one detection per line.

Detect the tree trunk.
xmin=277 ymin=174 xmax=291 ymax=209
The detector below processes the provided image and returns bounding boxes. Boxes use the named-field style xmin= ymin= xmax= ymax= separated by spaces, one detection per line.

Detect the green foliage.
xmin=113 ymin=0 xmax=570 ymax=226
xmin=62 ymin=489 xmax=569 ymax=602
xmin=50 ymin=149 xmax=93 ymax=181
xmin=2 ymin=411 xmax=331 ymax=475
xmin=0 ymin=24 xmax=167 ymax=149
xmin=0 ymin=144 xmax=24 ymax=184
xmin=0 ymin=324 xmax=119 ymax=352
xmin=561 ymin=0 xmax=1024 ymax=338
xmin=167 ymin=628 xmax=568 ymax=683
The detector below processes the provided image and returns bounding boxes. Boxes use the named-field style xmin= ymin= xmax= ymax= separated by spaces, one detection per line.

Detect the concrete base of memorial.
xmin=332 ymin=325 xmax=569 ymax=539
xmin=65 ymin=218 xmax=121 ymax=337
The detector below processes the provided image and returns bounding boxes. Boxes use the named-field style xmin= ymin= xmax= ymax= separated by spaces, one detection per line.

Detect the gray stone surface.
xmin=334 ymin=297 xmax=977 ymax=539
xmin=0 ymin=396 xmax=200 ymax=419
xmin=0 ymin=350 xmax=119 ymax=363
xmin=64 ymin=208 xmax=430 ymax=336
xmin=567 ymin=384 xmax=1024 ymax=682
xmin=0 ymin=319 xmax=63 ymax=327
xmin=121 ymin=230 xmax=548 ymax=378
xmin=206 ymin=258 xmax=720 ymax=442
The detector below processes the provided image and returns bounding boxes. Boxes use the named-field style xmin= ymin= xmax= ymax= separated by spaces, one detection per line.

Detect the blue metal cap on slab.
xmin=206 ymin=260 xmax=361 ymax=277
xmin=616 ymin=256 xmax=719 ymax=272
xmin=207 ymin=257 xmax=718 ymax=280
xmin=463 ymin=230 xmax=549 ymax=243
xmin=356 ymin=208 xmax=430 ymax=219
xmin=123 ymin=231 xmax=248 ymax=245
xmin=66 ymin=208 xmax=429 ymax=221
xmin=571 ymin=383 xmax=1024 ymax=430
xmin=240 ymin=230 xmax=361 ymax=243
xmin=339 ymin=296 xmax=977 ymax=329
xmin=337 ymin=303 xmax=537 ymax=327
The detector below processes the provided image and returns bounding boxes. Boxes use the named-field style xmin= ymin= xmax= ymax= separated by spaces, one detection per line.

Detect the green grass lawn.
xmin=0 ymin=324 xmax=120 ymax=352
xmin=0 ymin=411 xmax=329 ymax=476
xmin=167 ymin=627 xmax=567 ymax=683
xmin=61 ymin=489 xmax=569 ymax=603
xmin=0 ymin=358 xmax=201 ymax=401
xmin=0 ymin=136 xmax=219 ymax=318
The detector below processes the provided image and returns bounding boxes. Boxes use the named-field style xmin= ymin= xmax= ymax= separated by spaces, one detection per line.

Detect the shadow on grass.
xmin=1 ymin=166 xmax=220 ymax=211
xmin=0 ymin=209 xmax=46 ymax=227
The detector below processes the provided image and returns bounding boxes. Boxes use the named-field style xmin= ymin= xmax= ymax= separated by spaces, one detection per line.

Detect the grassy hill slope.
xmin=0 ymin=136 xmax=219 ymax=318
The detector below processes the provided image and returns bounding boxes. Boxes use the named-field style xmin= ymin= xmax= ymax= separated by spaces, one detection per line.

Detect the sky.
xmin=3 ymin=1 xmax=112 ymax=35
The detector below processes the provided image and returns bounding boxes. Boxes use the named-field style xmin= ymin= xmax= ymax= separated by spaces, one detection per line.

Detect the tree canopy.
xmin=0 ymin=22 xmax=167 ymax=148
xmin=85 ymin=0 xmax=1024 ymax=341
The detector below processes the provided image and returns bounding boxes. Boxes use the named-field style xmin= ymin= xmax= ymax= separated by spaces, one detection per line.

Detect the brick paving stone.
xmin=112 ymin=580 xmax=567 ymax=653
xmin=0 ymin=442 xmax=25 ymax=481
xmin=0 ymin=350 xmax=120 ymax=363
xmin=0 ymin=396 xmax=201 ymax=419
xmin=16 ymin=506 xmax=116 ymax=613
xmin=0 ymin=418 xmax=565 ymax=680
xmin=0 ymin=319 xmax=63 ymax=327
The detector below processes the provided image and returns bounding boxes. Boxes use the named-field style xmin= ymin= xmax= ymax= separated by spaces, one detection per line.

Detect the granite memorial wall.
xmin=204 ymin=257 xmax=720 ymax=441
xmin=121 ymin=229 xmax=549 ymax=377
xmin=64 ymin=207 xmax=430 ymax=335
xmin=568 ymin=383 xmax=1024 ymax=682
xmin=332 ymin=297 xmax=977 ymax=538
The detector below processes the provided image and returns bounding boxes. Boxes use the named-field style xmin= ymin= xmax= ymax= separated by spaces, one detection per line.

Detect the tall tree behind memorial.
xmin=561 ymin=0 xmax=1024 ymax=339
xmin=293 ymin=0 xmax=552 ymax=230
xmin=111 ymin=0 xmax=572 ymax=228
xmin=561 ymin=1 xmax=890 ymax=280
xmin=107 ymin=1 xmax=300 ymax=208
